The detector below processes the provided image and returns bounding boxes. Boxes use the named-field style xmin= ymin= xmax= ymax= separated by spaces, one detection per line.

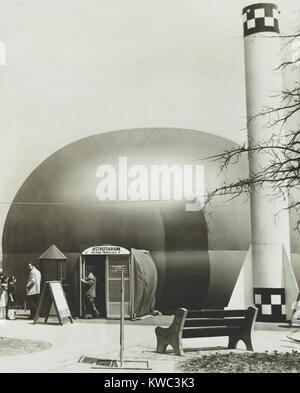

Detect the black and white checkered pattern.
xmin=243 ymin=3 xmax=280 ymax=37
xmin=254 ymin=288 xmax=286 ymax=323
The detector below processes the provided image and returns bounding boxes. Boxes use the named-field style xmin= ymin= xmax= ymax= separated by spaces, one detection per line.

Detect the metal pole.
xmin=120 ymin=269 xmax=125 ymax=366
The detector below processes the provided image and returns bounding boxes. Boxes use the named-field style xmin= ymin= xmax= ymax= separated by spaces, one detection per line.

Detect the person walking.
xmin=7 ymin=276 xmax=17 ymax=320
xmin=0 ymin=275 xmax=8 ymax=319
xmin=81 ymin=266 xmax=100 ymax=319
xmin=26 ymin=264 xmax=41 ymax=320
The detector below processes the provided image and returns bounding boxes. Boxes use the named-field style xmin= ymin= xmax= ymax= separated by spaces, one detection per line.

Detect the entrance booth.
xmin=38 ymin=244 xmax=68 ymax=316
xmin=80 ymin=245 xmax=133 ymax=319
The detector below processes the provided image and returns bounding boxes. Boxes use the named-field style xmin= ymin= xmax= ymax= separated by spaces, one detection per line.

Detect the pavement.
xmin=0 ymin=313 xmax=300 ymax=373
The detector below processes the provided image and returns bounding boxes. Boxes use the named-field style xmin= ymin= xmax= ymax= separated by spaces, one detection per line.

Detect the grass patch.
xmin=178 ymin=351 xmax=300 ymax=373
xmin=0 ymin=337 xmax=52 ymax=357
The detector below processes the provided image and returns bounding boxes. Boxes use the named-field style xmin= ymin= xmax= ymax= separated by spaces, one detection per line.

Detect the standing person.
xmin=0 ymin=275 xmax=8 ymax=319
xmin=81 ymin=266 xmax=100 ymax=319
xmin=7 ymin=276 xmax=17 ymax=320
xmin=26 ymin=264 xmax=41 ymax=320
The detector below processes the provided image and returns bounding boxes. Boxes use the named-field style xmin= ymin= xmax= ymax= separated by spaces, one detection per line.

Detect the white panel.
xmin=265 ymin=17 xmax=275 ymax=27
xmin=255 ymin=294 xmax=262 ymax=305
xmin=254 ymin=9 xmax=265 ymax=18
xmin=247 ymin=19 xmax=256 ymax=29
xmin=261 ymin=305 xmax=272 ymax=315
xmin=283 ymin=246 xmax=299 ymax=320
xmin=0 ymin=41 xmax=6 ymax=66
xmin=271 ymin=294 xmax=281 ymax=305
xmin=227 ymin=248 xmax=253 ymax=309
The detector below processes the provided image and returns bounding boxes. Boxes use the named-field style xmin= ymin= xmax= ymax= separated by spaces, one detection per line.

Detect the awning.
xmin=82 ymin=245 xmax=130 ymax=256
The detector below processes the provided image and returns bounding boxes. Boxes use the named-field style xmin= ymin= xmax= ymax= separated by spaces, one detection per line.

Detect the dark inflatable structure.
xmin=2 ymin=128 xmax=251 ymax=316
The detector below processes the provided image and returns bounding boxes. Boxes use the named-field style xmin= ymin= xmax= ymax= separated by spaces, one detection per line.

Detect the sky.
xmin=0 ymin=0 xmax=299 ymax=255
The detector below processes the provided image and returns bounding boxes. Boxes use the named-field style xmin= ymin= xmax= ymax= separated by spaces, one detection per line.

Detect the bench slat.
xmin=186 ymin=310 xmax=249 ymax=318
xmin=184 ymin=317 xmax=246 ymax=328
xmin=182 ymin=326 xmax=242 ymax=339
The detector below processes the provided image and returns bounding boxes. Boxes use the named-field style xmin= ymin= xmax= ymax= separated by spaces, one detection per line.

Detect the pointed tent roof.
xmin=39 ymin=244 xmax=67 ymax=260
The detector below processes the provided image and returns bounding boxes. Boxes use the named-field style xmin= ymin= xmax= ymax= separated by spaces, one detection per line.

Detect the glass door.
xmin=106 ymin=255 xmax=130 ymax=318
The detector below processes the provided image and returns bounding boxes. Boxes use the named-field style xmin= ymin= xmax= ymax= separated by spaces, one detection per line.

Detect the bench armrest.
xmin=155 ymin=308 xmax=188 ymax=356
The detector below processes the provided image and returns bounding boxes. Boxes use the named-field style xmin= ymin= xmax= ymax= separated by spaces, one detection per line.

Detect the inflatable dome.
xmin=3 ymin=128 xmax=251 ymax=315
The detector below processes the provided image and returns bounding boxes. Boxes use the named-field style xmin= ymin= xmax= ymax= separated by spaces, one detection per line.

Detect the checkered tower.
xmin=243 ymin=3 xmax=298 ymax=323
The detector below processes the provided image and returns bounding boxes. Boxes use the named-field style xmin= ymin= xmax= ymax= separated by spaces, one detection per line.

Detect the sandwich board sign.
xmin=34 ymin=281 xmax=73 ymax=325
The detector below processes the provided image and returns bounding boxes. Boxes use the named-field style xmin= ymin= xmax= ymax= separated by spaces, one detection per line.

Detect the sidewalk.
xmin=0 ymin=316 xmax=299 ymax=373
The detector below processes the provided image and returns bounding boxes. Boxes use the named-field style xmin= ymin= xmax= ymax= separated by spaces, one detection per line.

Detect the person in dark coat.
xmin=7 ymin=276 xmax=17 ymax=320
xmin=81 ymin=266 xmax=100 ymax=319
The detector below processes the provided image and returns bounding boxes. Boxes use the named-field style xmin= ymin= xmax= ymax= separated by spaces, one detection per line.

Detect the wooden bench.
xmin=155 ymin=306 xmax=258 ymax=356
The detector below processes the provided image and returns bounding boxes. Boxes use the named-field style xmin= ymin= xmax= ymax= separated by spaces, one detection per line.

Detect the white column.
xmin=243 ymin=2 xmax=296 ymax=322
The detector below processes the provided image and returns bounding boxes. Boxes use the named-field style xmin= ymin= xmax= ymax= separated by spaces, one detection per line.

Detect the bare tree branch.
xmin=205 ymin=33 xmax=300 ymax=231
